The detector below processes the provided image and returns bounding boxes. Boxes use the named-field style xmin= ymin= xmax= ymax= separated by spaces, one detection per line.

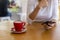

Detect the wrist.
xmin=37 ymin=4 xmax=42 ymax=9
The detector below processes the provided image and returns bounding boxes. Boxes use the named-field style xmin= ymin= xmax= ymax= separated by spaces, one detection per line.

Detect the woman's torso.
xmin=28 ymin=0 xmax=55 ymax=22
xmin=35 ymin=0 xmax=53 ymax=21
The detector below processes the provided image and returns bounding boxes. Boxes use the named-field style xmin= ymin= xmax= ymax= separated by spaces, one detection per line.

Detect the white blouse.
xmin=27 ymin=0 xmax=58 ymax=24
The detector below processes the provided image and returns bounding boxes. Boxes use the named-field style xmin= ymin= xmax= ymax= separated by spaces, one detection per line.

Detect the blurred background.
xmin=58 ymin=0 xmax=60 ymax=21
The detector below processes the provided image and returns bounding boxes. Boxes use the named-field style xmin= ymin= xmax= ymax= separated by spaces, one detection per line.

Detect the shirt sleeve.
xmin=27 ymin=0 xmax=38 ymax=24
xmin=27 ymin=0 xmax=37 ymax=15
xmin=52 ymin=0 xmax=59 ymax=21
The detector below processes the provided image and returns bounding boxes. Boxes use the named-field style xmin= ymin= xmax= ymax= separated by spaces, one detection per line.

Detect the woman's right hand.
xmin=38 ymin=0 xmax=48 ymax=8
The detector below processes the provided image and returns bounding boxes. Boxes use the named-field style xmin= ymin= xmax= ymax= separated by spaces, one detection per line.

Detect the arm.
xmin=29 ymin=0 xmax=48 ymax=20
xmin=29 ymin=5 xmax=41 ymax=20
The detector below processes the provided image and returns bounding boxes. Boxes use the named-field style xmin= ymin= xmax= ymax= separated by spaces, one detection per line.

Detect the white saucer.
xmin=11 ymin=28 xmax=27 ymax=34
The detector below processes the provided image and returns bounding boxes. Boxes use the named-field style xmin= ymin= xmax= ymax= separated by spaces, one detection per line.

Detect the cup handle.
xmin=11 ymin=28 xmax=15 ymax=31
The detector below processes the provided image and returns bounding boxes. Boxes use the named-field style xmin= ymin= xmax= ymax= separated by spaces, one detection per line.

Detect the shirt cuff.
xmin=27 ymin=17 xmax=33 ymax=24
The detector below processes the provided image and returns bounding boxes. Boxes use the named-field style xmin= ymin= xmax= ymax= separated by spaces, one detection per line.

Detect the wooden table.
xmin=0 ymin=21 xmax=60 ymax=40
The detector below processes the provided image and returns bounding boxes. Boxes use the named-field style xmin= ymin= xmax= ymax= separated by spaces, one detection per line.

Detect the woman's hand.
xmin=38 ymin=0 xmax=48 ymax=8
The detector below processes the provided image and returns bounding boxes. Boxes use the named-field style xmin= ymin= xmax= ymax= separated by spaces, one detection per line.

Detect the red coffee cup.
xmin=13 ymin=21 xmax=25 ymax=32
